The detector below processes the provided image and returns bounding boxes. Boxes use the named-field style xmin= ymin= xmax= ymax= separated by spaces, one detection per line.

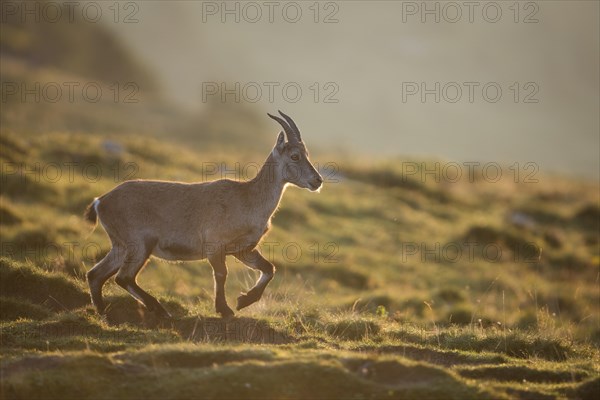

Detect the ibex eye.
xmin=291 ymin=154 xmax=300 ymax=161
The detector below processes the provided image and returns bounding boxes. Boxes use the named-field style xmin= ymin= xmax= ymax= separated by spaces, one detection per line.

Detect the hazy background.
xmin=1 ymin=0 xmax=598 ymax=178
xmin=108 ymin=0 xmax=599 ymax=178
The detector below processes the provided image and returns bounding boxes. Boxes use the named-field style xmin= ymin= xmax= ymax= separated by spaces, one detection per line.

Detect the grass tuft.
xmin=0 ymin=258 xmax=89 ymax=311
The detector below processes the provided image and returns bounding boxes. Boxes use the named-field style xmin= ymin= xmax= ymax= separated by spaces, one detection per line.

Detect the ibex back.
xmin=84 ymin=111 xmax=323 ymax=318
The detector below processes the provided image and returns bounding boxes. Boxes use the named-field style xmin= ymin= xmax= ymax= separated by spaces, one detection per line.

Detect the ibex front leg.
xmin=208 ymin=252 xmax=235 ymax=318
xmin=234 ymin=249 xmax=275 ymax=310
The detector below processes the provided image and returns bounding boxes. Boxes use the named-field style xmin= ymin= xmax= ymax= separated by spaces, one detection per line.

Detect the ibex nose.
xmin=315 ymin=175 xmax=324 ymax=190
xmin=308 ymin=174 xmax=323 ymax=192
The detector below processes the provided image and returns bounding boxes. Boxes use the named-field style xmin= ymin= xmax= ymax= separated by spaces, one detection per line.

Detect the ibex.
xmin=84 ymin=111 xmax=322 ymax=318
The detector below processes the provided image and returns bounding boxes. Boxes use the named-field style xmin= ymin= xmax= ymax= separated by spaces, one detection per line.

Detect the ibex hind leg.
xmin=87 ymin=246 xmax=124 ymax=314
xmin=234 ymin=249 xmax=275 ymax=311
xmin=115 ymin=240 xmax=172 ymax=319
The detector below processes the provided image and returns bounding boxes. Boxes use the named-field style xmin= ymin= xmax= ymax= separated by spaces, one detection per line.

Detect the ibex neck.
xmin=250 ymin=152 xmax=286 ymax=217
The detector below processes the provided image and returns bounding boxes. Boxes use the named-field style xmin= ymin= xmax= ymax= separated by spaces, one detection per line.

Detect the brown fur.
xmin=84 ymin=112 xmax=322 ymax=318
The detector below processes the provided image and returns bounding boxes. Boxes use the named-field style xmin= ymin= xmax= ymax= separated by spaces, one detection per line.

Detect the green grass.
xmin=1 ymin=131 xmax=599 ymax=399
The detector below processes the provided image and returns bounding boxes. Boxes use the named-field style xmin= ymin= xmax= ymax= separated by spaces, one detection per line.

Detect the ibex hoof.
xmin=236 ymin=293 xmax=255 ymax=311
xmin=217 ymin=306 xmax=235 ymax=319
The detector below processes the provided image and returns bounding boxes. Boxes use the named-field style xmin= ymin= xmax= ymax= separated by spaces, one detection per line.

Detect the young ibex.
xmin=84 ymin=111 xmax=323 ymax=318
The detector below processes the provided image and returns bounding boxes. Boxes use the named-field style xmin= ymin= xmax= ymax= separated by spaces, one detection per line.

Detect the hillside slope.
xmin=0 ymin=132 xmax=598 ymax=399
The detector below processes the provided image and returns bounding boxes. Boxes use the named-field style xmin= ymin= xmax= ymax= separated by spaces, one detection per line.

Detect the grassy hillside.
xmin=0 ymin=131 xmax=598 ymax=399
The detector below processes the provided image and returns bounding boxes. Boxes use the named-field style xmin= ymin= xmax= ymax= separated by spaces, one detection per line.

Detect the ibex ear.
xmin=274 ymin=131 xmax=285 ymax=153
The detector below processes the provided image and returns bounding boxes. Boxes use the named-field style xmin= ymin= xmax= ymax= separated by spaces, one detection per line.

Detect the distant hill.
xmin=0 ymin=0 xmax=271 ymax=152
xmin=0 ymin=0 xmax=157 ymax=92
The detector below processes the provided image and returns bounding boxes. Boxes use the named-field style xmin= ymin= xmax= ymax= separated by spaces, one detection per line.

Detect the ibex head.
xmin=268 ymin=111 xmax=323 ymax=192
